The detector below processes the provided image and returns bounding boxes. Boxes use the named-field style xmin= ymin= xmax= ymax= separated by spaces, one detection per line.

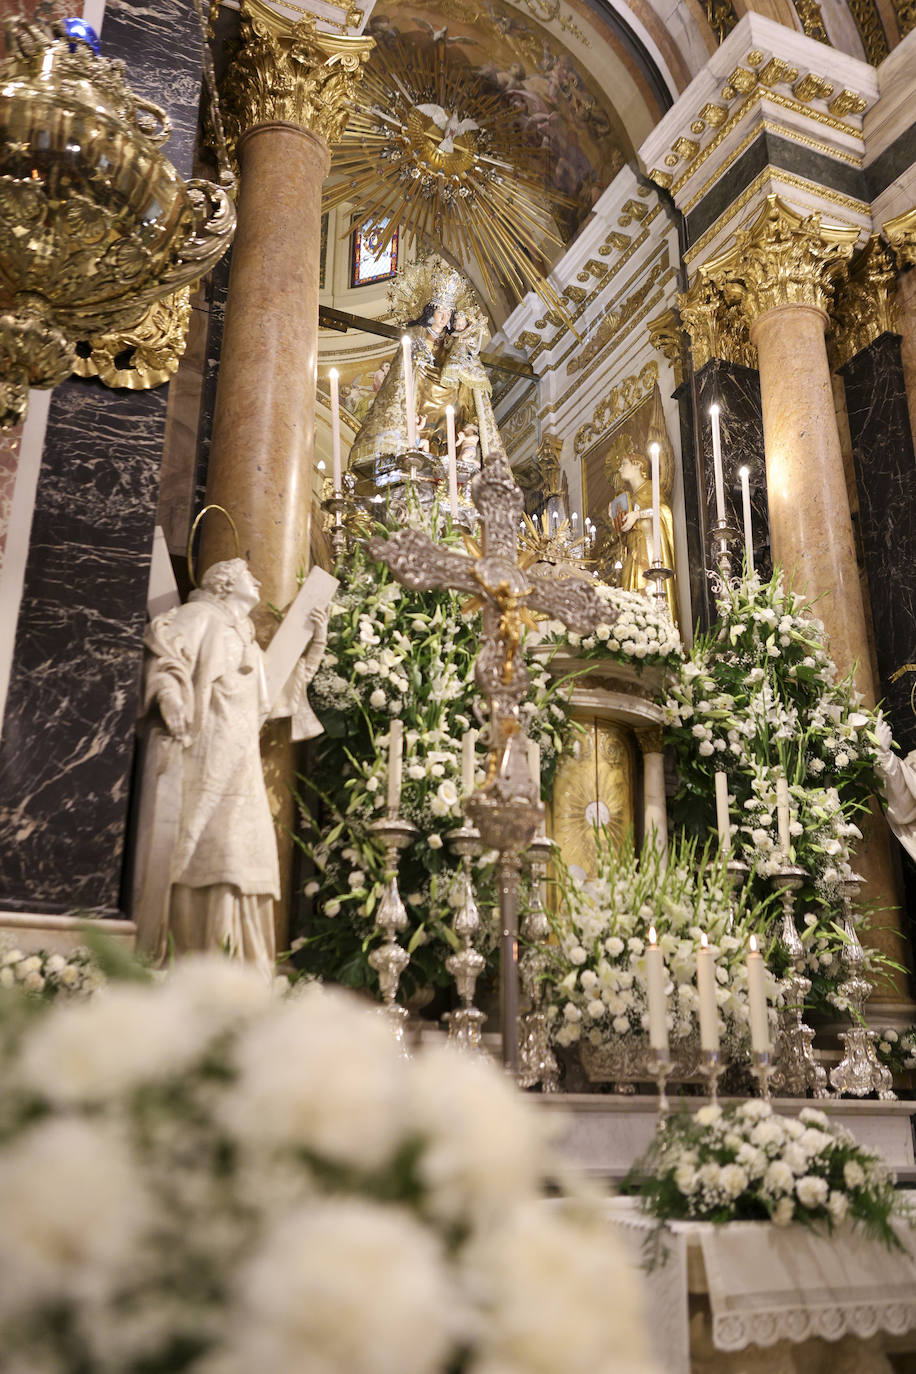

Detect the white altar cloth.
xmin=605 ymin=1198 xmax=916 ymax=1373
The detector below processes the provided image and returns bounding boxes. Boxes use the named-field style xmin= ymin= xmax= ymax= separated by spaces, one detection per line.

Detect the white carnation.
xmin=796 ymin=1174 xmax=829 ymax=1209
xmin=222 ymin=985 xmax=408 ymax=1170
xmin=224 ymin=1199 xmax=458 ymax=1374
xmin=843 ymin=1159 xmax=866 ymax=1189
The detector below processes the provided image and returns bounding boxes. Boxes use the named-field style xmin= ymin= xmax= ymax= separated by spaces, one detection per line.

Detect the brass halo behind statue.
xmin=186 ymin=503 xmax=241 ymax=587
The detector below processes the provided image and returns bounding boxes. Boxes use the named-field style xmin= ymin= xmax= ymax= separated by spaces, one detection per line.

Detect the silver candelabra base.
xmin=367 ymin=814 xmax=418 ymax=1055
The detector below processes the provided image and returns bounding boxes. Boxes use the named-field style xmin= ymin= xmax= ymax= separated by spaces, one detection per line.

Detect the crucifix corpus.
xmin=369 ymin=452 xmax=613 ymax=1073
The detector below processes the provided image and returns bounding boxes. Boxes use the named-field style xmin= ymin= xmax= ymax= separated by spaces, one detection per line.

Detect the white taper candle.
xmin=775 ymin=774 xmax=791 ymax=854
xmin=697 ymin=933 xmax=720 ymax=1051
xmin=446 ymin=404 xmax=459 ymax=511
xmin=402 ymin=335 xmax=417 ymax=450
xmin=747 ymin=934 xmax=770 ymax=1053
xmin=461 ymin=729 xmax=477 ymax=796
xmin=329 ymin=368 xmax=342 ymax=494
xmin=386 ymin=719 xmax=403 ymax=815
xmin=709 ymin=404 xmax=726 ymax=524
xmin=649 ymin=441 xmax=661 ymax=565
xmin=646 ymin=926 xmax=669 ymax=1051
xmin=739 ymin=465 xmax=754 ymax=573
xmin=714 ymin=771 xmax=731 ymax=848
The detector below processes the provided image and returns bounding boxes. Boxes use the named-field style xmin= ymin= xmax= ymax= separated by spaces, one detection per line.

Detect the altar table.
xmin=605 ymin=1198 xmax=916 ymax=1374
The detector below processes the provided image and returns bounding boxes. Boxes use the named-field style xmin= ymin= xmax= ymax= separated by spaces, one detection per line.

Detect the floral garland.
xmin=531 ymin=581 xmax=682 ymax=668
xmin=544 ymin=833 xmax=778 ymax=1052
xmin=0 ymin=943 xmax=102 ymax=998
xmin=0 ymin=955 xmax=656 ymax=1374
xmin=662 ymin=570 xmax=884 ymax=1007
xmin=297 ymin=533 xmax=579 ymax=997
xmin=623 ymin=1100 xmax=908 ymax=1250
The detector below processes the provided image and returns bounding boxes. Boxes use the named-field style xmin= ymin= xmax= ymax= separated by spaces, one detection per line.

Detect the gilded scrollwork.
xmin=646 ymin=307 xmax=687 ymax=387
xmin=573 ymin=361 xmax=658 ymax=456
xmin=73 ymin=286 xmax=192 ymax=390
xmin=220 ymin=0 xmax=373 ymax=155
xmin=884 ymin=206 xmax=916 ymax=271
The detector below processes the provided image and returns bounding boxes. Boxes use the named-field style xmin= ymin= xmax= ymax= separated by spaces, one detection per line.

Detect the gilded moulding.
xmin=884 ymin=206 xmax=916 ymax=270
xmin=573 ymin=361 xmax=658 ymax=457
xmin=220 ymin=0 xmax=373 ymax=156
xmin=73 ymin=286 xmax=192 ymax=390
xmin=893 ymin=0 xmax=916 ymax=35
xmin=698 ymin=193 xmax=858 ymax=323
xmin=829 ymin=237 xmax=898 ymax=368
xmin=790 ymin=0 xmax=831 ymax=44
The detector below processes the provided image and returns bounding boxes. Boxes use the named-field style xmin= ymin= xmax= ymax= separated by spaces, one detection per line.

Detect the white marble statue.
xmin=134 ymin=557 xmax=330 ymax=974
xmin=875 ymin=717 xmax=916 ymax=863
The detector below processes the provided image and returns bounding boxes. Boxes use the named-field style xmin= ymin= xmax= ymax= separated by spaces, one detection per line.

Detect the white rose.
xmin=696 ymin=1104 xmax=722 ymax=1128
xmin=828 ymin=1190 xmax=849 ymax=1223
xmin=369 ymin=688 xmax=387 ymax=709
xmin=427 ymin=834 xmax=443 ymax=850
xmin=674 ymin=1164 xmax=698 ymax=1194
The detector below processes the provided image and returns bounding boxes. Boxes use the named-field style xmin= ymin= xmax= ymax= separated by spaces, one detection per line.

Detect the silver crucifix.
xmin=369 ymin=453 xmax=612 ymax=1074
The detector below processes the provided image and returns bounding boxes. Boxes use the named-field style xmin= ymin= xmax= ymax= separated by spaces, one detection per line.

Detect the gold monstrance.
xmin=323 ymin=35 xmax=574 ymax=312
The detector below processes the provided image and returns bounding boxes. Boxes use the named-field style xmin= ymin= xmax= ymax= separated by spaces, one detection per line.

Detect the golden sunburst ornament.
xmin=323 ymin=35 xmax=575 ymax=312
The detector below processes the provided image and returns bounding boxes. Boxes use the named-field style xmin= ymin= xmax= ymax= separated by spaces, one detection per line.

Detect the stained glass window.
xmin=351 ymin=219 xmax=399 ymax=288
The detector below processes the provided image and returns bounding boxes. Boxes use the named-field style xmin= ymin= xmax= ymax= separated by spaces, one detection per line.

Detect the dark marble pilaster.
xmin=672 ymin=374 xmax=712 ymax=635
xmin=0 ymin=0 xmax=204 ymax=915
xmin=841 ymin=333 xmax=916 ymax=757
xmin=693 ymin=359 xmax=771 ymax=586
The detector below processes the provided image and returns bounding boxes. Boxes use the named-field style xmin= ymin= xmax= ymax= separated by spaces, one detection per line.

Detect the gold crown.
xmin=387 ymin=252 xmax=489 ymax=337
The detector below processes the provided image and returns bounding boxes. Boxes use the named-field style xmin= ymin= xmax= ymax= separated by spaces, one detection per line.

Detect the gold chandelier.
xmin=323 ymin=35 xmax=574 ymax=312
xmin=0 ymin=17 xmax=235 ymax=428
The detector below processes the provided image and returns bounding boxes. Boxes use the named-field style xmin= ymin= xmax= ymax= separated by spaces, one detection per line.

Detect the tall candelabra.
xmin=367 ymin=814 xmax=417 ymax=1054
xmin=769 ymin=863 xmax=829 ymax=1097
xmin=706 ymin=518 xmax=739 ymax=596
xmin=643 ymin=559 xmax=673 ymax=619
xmin=829 ymin=875 xmax=896 ymax=1099
xmin=518 ymin=833 xmax=559 ymax=1092
xmin=444 ymin=821 xmax=487 ymax=1052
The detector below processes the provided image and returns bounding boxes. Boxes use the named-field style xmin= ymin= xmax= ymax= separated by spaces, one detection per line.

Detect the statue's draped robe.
xmin=880 ymin=749 xmax=916 ymax=864
xmin=141 ymin=591 xmax=279 ymax=970
xmin=440 ymin=322 xmax=507 ymax=461
xmin=619 ymin=477 xmax=679 ymax=626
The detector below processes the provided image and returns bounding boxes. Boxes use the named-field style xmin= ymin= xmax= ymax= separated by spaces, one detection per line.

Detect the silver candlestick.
xmin=707 ymin=517 xmax=739 ymax=594
xmin=642 ymin=559 xmax=672 ymax=617
xmin=518 ymin=832 xmax=559 ymax=1092
xmin=829 ymin=875 xmax=896 ymax=1099
xmin=648 ymin=1046 xmax=674 ymax=1120
xmin=724 ymin=856 xmax=749 ymax=932
xmin=701 ymin=1048 xmax=725 ymax=1104
xmin=443 ymin=822 xmax=487 ymax=1053
xmin=322 ymin=492 xmax=349 ymax=562
xmin=751 ymin=1048 xmax=775 ymax=1101
xmin=367 ymin=814 xmax=418 ymax=1054
xmin=769 ymin=864 xmax=829 ymax=1097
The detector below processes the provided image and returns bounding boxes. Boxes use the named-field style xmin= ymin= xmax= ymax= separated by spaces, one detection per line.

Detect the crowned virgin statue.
xmin=348 ymin=254 xmax=506 ymax=488
xmin=605 ymin=430 xmax=680 ymax=627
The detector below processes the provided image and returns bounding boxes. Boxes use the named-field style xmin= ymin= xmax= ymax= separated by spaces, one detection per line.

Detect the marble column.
xmin=199 ymin=5 xmax=372 ymax=944
xmin=0 ymin=0 xmax=205 ymax=917
xmin=690 ymin=198 xmax=908 ymax=995
xmin=637 ymin=727 xmax=667 ymax=860
xmin=884 ymin=209 xmax=916 ymax=459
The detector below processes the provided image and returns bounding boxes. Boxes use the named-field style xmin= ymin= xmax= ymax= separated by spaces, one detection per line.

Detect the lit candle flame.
xmin=648 ymin=925 xmax=657 ymax=945
xmin=749 ymin=934 xmax=758 ymax=953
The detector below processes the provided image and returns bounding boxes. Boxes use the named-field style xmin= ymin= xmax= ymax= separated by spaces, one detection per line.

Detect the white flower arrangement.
xmin=299 ymin=534 xmax=578 ymax=997
xmin=0 ymin=956 xmax=656 ymax=1374
xmin=0 ymin=942 xmax=103 ymax=998
xmin=532 ymin=580 xmax=682 ymax=668
xmin=545 ymin=834 xmax=777 ymax=1053
xmin=623 ymin=1099 xmax=908 ymax=1250
xmin=876 ymin=1025 xmax=916 ymax=1075
xmin=663 ymin=569 xmax=885 ymax=1006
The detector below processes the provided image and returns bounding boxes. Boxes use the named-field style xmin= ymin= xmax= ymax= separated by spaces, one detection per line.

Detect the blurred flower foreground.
xmin=0 ymin=957 xmax=655 ymax=1374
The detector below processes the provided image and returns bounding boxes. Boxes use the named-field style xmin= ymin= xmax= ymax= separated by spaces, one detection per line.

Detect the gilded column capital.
xmin=221 ymin=0 xmax=374 ymax=157
xmin=830 ymin=236 xmax=899 ymax=367
xmin=884 ymin=206 xmax=916 ymax=271
xmin=677 ymin=273 xmax=757 ymax=371
xmin=635 ymin=725 xmax=665 ymax=755
xmin=704 ymin=195 xmax=859 ymax=327
xmin=646 ymin=308 xmax=687 ymax=387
